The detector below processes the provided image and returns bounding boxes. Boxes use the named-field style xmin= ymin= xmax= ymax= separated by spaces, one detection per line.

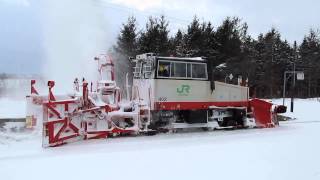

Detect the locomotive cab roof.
xmin=156 ymin=56 xmax=206 ymax=62
xmin=133 ymin=53 xmax=206 ymax=62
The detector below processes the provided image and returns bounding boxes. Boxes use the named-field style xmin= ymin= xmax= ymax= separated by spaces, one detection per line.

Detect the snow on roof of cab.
xmin=98 ymin=80 xmax=115 ymax=84
xmin=216 ymin=63 xmax=227 ymax=68
xmin=156 ymin=56 xmax=206 ymax=61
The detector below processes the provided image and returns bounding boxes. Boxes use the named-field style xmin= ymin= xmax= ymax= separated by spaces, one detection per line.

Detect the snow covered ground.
xmin=0 ymin=99 xmax=319 ymax=180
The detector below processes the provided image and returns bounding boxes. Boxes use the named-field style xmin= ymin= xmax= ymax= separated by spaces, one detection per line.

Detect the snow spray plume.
xmin=0 ymin=75 xmax=45 ymax=100
xmin=111 ymin=52 xmax=133 ymax=93
xmin=41 ymin=0 xmax=111 ymax=94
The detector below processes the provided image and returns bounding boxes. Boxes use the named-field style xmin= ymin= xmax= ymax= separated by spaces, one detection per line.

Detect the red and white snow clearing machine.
xmin=26 ymin=53 xmax=286 ymax=147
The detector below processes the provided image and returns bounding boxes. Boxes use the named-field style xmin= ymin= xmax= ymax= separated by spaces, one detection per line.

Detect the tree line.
xmin=114 ymin=15 xmax=320 ymax=98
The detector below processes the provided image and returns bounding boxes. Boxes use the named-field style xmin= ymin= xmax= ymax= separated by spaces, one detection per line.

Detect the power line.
xmin=93 ymin=0 xmax=191 ymax=26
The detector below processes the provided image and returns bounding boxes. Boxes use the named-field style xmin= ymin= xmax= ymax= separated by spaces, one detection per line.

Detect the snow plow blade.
xmin=250 ymin=99 xmax=286 ymax=128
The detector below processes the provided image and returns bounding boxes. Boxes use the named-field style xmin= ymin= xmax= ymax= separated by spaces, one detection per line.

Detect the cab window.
xmin=171 ymin=62 xmax=186 ymax=78
xmin=157 ymin=60 xmax=207 ymax=80
xmin=192 ymin=63 xmax=207 ymax=79
xmin=158 ymin=61 xmax=170 ymax=77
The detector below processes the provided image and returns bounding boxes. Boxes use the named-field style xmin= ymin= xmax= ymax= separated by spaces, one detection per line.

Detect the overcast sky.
xmin=0 ymin=0 xmax=319 ymax=74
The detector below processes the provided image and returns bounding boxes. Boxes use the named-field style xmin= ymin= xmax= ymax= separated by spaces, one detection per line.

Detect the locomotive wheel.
xmin=169 ymin=129 xmax=178 ymax=133
xmin=146 ymin=130 xmax=157 ymax=136
xmin=218 ymin=117 xmax=237 ymax=127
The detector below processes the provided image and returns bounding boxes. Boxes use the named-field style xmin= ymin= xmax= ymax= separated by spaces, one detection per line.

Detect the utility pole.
xmin=290 ymin=62 xmax=295 ymax=112
xmin=282 ymin=72 xmax=286 ymax=105
xmin=283 ymin=70 xmax=303 ymax=107
xmin=291 ymin=41 xmax=297 ymax=112
xmin=283 ymin=41 xmax=304 ymax=111
xmin=271 ymin=40 xmax=274 ymax=97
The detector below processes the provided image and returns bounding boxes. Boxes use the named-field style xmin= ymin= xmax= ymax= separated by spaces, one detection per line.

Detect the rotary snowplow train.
xmin=26 ymin=53 xmax=286 ymax=147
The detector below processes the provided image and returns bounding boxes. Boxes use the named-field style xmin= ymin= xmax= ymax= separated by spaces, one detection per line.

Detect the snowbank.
xmin=271 ymin=98 xmax=320 ymax=121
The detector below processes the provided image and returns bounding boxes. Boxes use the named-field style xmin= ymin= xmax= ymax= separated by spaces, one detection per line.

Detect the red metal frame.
xmin=43 ymin=96 xmax=132 ymax=147
xmin=45 ymin=118 xmax=80 ymax=145
xmin=48 ymin=81 xmax=56 ymax=101
xmin=31 ymin=80 xmax=39 ymax=95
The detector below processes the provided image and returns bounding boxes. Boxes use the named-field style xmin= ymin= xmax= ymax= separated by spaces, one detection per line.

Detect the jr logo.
xmin=176 ymin=84 xmax=191 ymax=96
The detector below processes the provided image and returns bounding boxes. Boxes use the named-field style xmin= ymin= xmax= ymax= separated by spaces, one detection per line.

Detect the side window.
xmin=158 ymin=61 xmax=170 ymax=77
xmin=157 ymin=60 xmax=207 ymax=80
xmin=192 ymin=63 xmax=207 ymax=79
xmin=171 ymin=62 xmax=186 ymax=78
